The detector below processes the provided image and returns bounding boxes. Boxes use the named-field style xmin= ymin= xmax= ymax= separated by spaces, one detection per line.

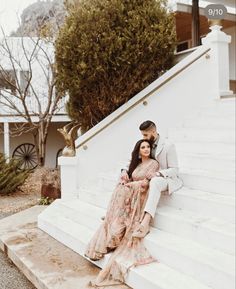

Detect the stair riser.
xmin=79 ymin=190 xmax=111 ymax=209
xmin=181 ymin=173 xmax=235 ymax=195
xmin=159 ymin=195 xmax=235 ymax=223
xmin=182 ymin=118 xmax=235 ymax=129
xmin=154 ymin=214 xmax=235 ymax=255
xmin=38 ymin=217 xmax=88 ymax=253
xmin=57 ymin=202 xmax=103 ymax=231
xmin=145 ymin=239 xmax=235 ymax=289
xmin=197 ymin=108 xmax=235 ymax=117
xmin=197 ymin=102 xmax=236 ymax=116
xmin=179 ymin=156 xmax=235 ymax=173
xmin=175 ymin=143 xmax=235 ymax=156
xmin=169 ymin=129 xmax=235 ymax=144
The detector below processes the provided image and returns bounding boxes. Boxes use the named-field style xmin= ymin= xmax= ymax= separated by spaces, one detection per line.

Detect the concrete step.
xmin=38 ymin=204 xmax=213 ymax=289
xmin=175 ymin=142 xmax=235 ymax=157
xmin=168 ymin=127 xmax=235 ymax=144
xmin=180 ymin=115 xmax=235 ymax=129
xmin=159 ymin=187 xmax=235 ymax=223
xmin=180 ymin=168 xmax=235 ymax=195
xmin=38 ymin=201 xmax=235 ymax=289
xmin=154 ymin=205 xmax=235 ymax=255
xmin=53 ymin=199 xmax=235 ymax=255
xmin=196 ymin=98 xmax=236 ymax=116
xmin=178 ymin=152 xmax=235 ymax=173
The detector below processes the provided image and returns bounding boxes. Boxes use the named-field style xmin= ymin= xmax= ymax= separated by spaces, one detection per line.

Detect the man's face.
xmin=141 ymin=129 xmax=156 ymax=142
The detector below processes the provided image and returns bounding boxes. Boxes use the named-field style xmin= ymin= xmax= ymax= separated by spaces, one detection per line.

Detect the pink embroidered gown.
xmin=85 ymin=159 xmax=159 ymax=287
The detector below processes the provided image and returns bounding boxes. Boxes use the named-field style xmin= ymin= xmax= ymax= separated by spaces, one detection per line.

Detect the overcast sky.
xmin=0 ymin=0 xmax=37 ymax=37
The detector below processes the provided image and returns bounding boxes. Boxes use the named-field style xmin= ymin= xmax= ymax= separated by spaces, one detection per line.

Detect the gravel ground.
xmin=0 ymin=212 xmax=36 ymax=289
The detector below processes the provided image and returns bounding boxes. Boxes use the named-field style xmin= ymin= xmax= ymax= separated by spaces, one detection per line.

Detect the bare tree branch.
xmin=0 ymin=28 xmax=66 ymax=166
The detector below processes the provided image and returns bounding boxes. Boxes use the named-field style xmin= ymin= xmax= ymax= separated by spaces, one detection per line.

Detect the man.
xmin=121 ymin=120 xmax=183 ymax=238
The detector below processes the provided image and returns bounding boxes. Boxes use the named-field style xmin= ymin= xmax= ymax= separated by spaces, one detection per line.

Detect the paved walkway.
xmin=0 ymin=207 xmax=130 ymax=289
xmin=0 ymin=212 xmax=36 ymax=289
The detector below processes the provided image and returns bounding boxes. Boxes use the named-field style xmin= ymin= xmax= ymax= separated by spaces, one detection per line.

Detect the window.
xmin=20 ymin=70 xmax=30 ymax=94
xmin=176 ymin=41 xmax=189 ymax=52
xmin=0 ymin=70 xmax=17 ymax=94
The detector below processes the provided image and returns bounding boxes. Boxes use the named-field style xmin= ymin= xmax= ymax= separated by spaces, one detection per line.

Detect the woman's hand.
xmin=119 ymin=170 xmax=129 ymax=185
xmin=140 ymin=178 xmax=149 ymax=192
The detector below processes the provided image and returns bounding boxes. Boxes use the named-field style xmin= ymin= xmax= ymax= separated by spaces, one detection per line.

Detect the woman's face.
xmin=139 ymin=141 xmax=151 ymax=158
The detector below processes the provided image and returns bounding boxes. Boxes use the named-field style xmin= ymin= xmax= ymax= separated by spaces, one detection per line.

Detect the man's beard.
xmin=149 ymin=135 xmax=155 ymax=142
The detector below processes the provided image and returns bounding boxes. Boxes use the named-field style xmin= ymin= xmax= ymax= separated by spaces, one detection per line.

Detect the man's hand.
xmin=146 ymin=171 xmax=162 ymax=180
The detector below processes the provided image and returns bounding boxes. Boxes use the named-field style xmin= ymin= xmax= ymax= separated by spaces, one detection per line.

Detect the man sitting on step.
xmin=121 ymin=120 xmax=183 ymax=238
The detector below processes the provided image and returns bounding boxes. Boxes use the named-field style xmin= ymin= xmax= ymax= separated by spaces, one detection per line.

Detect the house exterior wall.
xmin=0 ymin=37 xmax=61 ymax=115
xmin=0 ymin=122 xmax=67 ymax=168
xmin=174 ymin=25 xmax=236 ymax=82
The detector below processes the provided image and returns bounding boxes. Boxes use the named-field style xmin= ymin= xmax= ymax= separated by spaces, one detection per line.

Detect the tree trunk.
xmin=32 ymin=122 xmax=48 ymax=167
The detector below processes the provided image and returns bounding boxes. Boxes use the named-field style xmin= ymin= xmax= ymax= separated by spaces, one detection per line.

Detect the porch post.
xmin=3 ymin=122 xmax=10 ymax=159
xmin=202 ymin=22 xmax=233 ymax=98
xmin=192 ymin=0 xmax=201 ymax=47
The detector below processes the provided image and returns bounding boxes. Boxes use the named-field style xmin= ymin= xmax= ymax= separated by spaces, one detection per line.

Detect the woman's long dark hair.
xmin=127 ymin=139 xmax=154 ymax=179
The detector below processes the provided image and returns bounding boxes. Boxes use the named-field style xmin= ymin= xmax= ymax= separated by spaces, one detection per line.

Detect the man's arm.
xmin=159 ymin=143 xmax=179 ymax=178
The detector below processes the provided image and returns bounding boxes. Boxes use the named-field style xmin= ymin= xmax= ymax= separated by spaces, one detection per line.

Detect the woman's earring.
xmin=138 ymin=155 xmax=141 ymax=159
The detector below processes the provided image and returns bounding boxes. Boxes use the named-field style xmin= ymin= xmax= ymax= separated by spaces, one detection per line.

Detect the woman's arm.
xmin=145 ymin=160 xmax=160 ymax=180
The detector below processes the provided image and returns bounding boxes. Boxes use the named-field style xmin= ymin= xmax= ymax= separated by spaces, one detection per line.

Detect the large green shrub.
xmin=56 ymin=0 xmax=176 ymax=131
xmin=0 ymin=153 xmax=29 ymax=194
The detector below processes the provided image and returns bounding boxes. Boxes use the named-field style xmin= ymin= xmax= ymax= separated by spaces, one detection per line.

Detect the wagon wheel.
xmin=12 ymin=143 xmax=38 ymax=170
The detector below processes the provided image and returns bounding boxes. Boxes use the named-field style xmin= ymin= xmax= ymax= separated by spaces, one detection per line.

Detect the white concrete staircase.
xmin=172 ymin=98 xmax=235 ymax=196
xmin=38 ymin=98 xmax=235 ymax=289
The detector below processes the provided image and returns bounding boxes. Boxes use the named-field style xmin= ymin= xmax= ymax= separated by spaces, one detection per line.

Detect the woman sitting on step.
xmin=85 ymin=139 xmax=159 ymax=287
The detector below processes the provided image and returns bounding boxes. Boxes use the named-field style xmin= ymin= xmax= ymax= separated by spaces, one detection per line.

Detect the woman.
xmin=85 ymin=139 xmax=159 ymax=287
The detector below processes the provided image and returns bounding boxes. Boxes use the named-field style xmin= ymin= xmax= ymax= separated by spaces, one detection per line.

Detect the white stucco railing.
xmin=59 ymin=25 xmax=233 ymax=199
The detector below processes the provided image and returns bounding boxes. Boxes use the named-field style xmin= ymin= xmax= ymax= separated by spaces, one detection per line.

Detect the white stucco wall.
xmin=223 ymin=26 xmax=236 ymax=80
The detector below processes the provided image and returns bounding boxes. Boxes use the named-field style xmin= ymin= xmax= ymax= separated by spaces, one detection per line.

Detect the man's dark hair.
xmin=139 ymin=120 xmax=156 ymax=131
